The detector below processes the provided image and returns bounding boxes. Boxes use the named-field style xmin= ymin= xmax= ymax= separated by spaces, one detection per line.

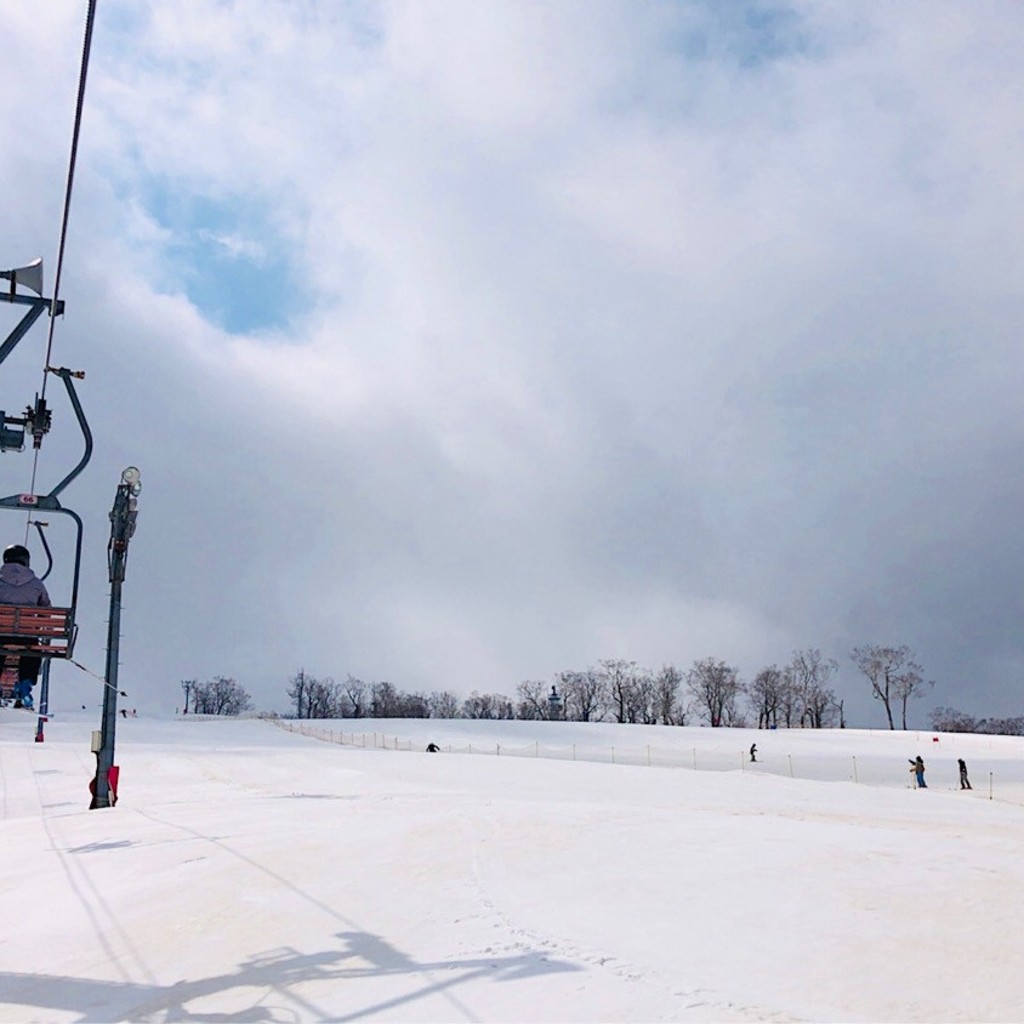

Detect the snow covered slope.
xmin=2 ymin=710 xmax=1023 ymax=1022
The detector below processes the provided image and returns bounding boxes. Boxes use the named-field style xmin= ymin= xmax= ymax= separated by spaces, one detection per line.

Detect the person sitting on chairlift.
xmin=0 ymin=544 xmax=51 ymax=710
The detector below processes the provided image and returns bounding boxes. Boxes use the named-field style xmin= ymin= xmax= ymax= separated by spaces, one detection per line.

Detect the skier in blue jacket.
xmin=0 ymin=544 xmax=51 ymax=709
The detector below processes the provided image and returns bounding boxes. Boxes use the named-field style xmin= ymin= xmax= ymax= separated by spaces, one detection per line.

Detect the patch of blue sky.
xmin=145 ymin=186 xmax=304 ymax=336
xmin=669 ymin=0 xmax=820 ymax=69
xmin=97 ymin=2 xmax=145 ymax=46
xmin=600 ymin=1 xmax=823 ymax=123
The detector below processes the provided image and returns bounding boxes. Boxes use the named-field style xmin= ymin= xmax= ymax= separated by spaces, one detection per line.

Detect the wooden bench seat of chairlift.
xmin=0 ymin=605 xmax=74 ymax=655
xmin=0 ymin=607 xmax=73 ymax=701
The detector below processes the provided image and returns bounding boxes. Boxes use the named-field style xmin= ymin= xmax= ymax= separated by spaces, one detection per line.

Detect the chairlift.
xmin=0 ymin=259 xmax=90 ymax=668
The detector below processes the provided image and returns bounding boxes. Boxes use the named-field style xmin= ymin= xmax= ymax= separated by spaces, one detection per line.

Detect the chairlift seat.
xmin=0 ymin=664 xmax=19 ymax=700
xmin=0 ymin=605 xmax=75 ymax=657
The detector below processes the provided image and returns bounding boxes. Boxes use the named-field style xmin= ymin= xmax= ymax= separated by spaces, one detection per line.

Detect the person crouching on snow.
xmin=0 ymin=544 xmax=51 ymax=710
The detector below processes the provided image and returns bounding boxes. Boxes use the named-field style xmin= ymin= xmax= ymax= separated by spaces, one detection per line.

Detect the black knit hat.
xmin=3 ymin=544 xmax=30 ymax=567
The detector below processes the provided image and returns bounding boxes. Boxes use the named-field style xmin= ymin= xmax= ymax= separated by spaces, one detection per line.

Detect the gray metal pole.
xmin=91 ymin=467 xmax=140 ymax=809
xmin=92 ymin=571 xmax=122 ymax=807
xmin=34 ymin=660 xmax=52 ymax=743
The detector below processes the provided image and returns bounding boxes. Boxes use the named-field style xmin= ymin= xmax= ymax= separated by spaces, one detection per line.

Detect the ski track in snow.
xmin=462 ymin=809 xmax=802 ymax=1023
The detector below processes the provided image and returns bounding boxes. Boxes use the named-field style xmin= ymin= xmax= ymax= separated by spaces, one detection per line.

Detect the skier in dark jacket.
xmin=909 ymin=755 xmax=926 ymax=788
xmin=958 ymin=758 xmax=972 ymax=790
xmin=0 ymin=544 xmax=51 ymax=709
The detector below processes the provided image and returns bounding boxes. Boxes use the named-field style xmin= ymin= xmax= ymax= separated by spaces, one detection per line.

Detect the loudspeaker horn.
xmin=0 ymin=258 xmax=44 ymax=296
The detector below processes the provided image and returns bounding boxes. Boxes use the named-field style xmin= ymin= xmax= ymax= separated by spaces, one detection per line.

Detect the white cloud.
xmin=196 ymin=230 xmax=267 ymax=264
xmin=2 ymin=1 xmax=1023 ymax=722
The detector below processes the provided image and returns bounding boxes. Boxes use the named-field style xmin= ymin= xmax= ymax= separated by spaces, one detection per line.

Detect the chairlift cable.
xmin=39 ymin=0 xmax=99 ymax=402
xmin=25 ymin=0 xmax=98 ymax=516
xmin=70 ymin=657 xmax=127 ymax=695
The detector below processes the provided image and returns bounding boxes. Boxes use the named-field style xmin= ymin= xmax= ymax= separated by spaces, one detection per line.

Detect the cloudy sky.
xmin=1 ymin=1 xmax=1022 ymax=724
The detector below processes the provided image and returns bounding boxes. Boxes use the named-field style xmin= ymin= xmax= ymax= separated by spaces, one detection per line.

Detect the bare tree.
xmin=462 ymin=691 xmax=514 ymax=719
xmin=340 ymin=675 xmax=367 ymax=718
xmin=397 ymin=691 xmax=430 ymax=718
xmin=191 ymin=679 xmax=213 ymax=714
xmin=599 ymin=660 xmax=647 ymax=724
xmin=305 ymin=676 xmax=342 ymax=719
xmin=891 ymin=659 xmax=933 ymax=730
xmin=686 ymin=658 xmax=744 ymax=727
xmin=371 ymin=681 xmax=403 ymax=718
xmin=775 ymin=668 xmax=802 ymax=728
xmin=428 ymin=690 xmax=461 ymax=719
xmin=515 ymin=680 xmax=548 ymax=721
xmin=286 ymin=670 xmax=306 ymax=718
xmin=974 ymin=716 xmax=1024 ymax=736
xmin=929 ymin=707 xmax=1024 ymax=736
xmin=788 ymin=649 xmax=840 ymax=728
xmin=558 ymin=669 xmax=607 ymax=723
xmin=193 ymin=676 xmax=253 ymax=716
xmin=930 ymin=706 xmax=978 ymax=733
xmin=634 ymin=671 xmax=659 ymax=724
xmin=652 ymin=664 xmax=686 ymax=725
xmin=851 ymin=644 xmax=928 ymax=730
xmin=748 ymin=666 xmax=784 ymax=728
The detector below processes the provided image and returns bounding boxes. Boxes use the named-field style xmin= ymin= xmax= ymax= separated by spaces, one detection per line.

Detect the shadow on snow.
xmin=0 ymin=930 xmax=579 ymax=1022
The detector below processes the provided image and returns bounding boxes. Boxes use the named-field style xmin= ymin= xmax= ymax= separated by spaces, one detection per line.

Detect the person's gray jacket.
xmin=0 ymin=563 xmax=50 ymax=607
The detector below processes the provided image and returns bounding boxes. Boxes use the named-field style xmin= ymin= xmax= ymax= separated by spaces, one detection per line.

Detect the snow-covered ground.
xmin=2 ymin=708 xmax=1023 ymax=1022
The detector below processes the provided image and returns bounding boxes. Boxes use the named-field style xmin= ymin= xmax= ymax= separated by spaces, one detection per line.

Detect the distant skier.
xmin=958 ymin=758 xmax=972 ymax=790
xmin=0 ymin=544 xmax=51 ymax=710
xmin=426 ymin=742 xmax=440 ymax=753
xmin=749 ymin=743 xmax=757 ymax=763
xmin=909 ymin=755 xmax=927 ymax=788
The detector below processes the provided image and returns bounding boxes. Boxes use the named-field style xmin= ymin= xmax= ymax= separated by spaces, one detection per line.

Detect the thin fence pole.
xmin=788 ymin=754 xmax=793 ymax=778
xmin=990 ymin=772 xmax=994 ymax=800
xmin=852 ymin=756 xmax=858 ymax=784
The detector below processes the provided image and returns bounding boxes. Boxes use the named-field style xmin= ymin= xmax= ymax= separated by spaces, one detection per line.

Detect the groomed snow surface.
xmin=3 ymin=710 xmax=1024 ymax=1023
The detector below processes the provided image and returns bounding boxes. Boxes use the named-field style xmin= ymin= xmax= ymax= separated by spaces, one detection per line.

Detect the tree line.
xmin=930 ymin=707 xmax=1024 ymax=736
xmin=179 ymin=676 xmax=253 ymax=716
xmin=281 ymin=643 xmax=934 ymax=730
